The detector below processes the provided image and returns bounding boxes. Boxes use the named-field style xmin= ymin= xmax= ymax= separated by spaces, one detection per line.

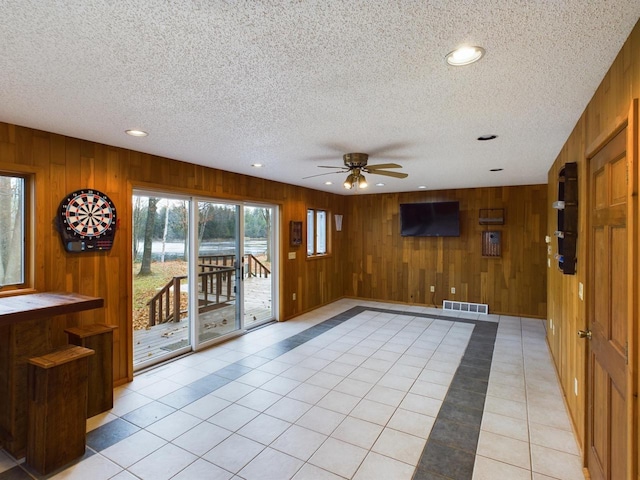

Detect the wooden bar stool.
xmin=27 ymin=345 xmax=94 ymax=474
xmin=65 ymin=324 xmax=117 ymax=417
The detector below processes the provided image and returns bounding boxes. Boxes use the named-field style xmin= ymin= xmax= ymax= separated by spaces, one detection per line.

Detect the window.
xmin=307 ymin=208 xmax=329 ymax=256
xmin=0 ymin=174 xmax=25 ymax=288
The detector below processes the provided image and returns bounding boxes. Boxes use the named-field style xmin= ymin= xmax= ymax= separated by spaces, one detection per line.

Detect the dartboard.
xmin=58 ymin=189 xmax=117 ymax=252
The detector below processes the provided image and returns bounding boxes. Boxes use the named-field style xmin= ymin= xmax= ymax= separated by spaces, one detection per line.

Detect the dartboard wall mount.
xmin=57 ymin=189 xmax=117 ymax=252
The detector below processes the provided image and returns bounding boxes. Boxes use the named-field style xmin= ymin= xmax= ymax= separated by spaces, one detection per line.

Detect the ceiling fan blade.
xmin=366 ymin=163 xmax=403 ymax=170
xmin=367 ymin=142 xmax=411 ymax=157
xmin=307 ymin=142 xmax=355 ymax=160
xmin=367 ymin=170 xmax=409 ymax=179
xmin=317 ymin=165 xmax=348 ymax=169
xmin=302 ymin=171 xmax=343 ymax=179
xmin=307 ymin=156 xmax=336 ymax=161
xmin=322 ymin=142 xmax=355 ymax=154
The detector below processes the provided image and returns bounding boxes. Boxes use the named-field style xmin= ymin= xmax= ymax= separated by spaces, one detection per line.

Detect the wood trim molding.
xmin=585 ymin=116 xmax=628 ymax=160
xmin=627 ymin=98 xmax=639 ymax=480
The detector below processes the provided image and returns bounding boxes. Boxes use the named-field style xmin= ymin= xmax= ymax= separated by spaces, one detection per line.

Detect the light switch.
xmin=288 ymin=252 xmax=296 ymax=260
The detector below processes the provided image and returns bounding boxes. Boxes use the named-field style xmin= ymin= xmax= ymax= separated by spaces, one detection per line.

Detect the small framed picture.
xmin=290 ymin=221 xmax=302 ymax=246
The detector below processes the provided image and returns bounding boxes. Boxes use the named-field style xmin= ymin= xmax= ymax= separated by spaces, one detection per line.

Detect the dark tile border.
xmin=1 ymin=305 xmax=497 ymax=480
xmin=413 ymin=316 xmax=497 ymax=480
xmin=85 ymin=418 xmax=140 ymax=452
xmin=78 ymin=307 xmax=370 ymax=454
xmin=348 ymin=307 xmax=498 ymax=479
xmin=0 ymin=466 xmax=33 ymax=480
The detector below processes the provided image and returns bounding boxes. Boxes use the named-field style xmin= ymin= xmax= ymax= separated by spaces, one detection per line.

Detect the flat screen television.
xmin=400 ymin=201 xmax=460 ymax=237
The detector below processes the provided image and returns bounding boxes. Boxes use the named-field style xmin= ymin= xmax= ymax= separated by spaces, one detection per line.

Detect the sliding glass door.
xmin=194 ymin=201 xmax=241 ymax=347
xmin=243 ymin=205 xmax=275 ymax=329
xmin=133 ymin=194 xmax=191 ymax=369
xmin=133 ymin=193 xmax=277 ymax=370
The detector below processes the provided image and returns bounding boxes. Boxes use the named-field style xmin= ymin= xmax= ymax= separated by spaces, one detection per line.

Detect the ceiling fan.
xmin=305 ymin=152 xmax=408 ymax=189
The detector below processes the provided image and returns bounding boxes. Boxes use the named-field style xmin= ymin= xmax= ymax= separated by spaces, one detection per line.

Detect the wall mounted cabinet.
xmin=553 ymin=162 xmax=578 ymax=274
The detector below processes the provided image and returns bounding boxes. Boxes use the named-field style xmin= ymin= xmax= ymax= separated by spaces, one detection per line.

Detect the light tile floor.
xmin=0 ymin=299 xmax=583 ymax=480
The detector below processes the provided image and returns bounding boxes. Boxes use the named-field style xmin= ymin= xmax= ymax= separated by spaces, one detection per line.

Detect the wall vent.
xmin=442 ymin=300 xmax=488 ymax=315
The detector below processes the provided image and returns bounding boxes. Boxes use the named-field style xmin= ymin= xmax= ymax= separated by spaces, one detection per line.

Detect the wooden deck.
xmin=134 ymin=276 xmax=272 ymax=367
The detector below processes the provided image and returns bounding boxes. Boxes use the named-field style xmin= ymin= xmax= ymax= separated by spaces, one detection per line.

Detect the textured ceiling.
xmin=1 ymin=1 xmax=639 ymax=195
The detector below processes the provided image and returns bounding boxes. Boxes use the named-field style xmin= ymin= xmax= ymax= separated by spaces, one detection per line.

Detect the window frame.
xmin=0 ymin=167 xmax=37 ymax=295
xmin=306 ymin=207 xmax=331 ymax=258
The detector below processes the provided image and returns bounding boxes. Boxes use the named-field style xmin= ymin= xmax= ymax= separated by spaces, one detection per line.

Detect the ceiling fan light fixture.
xmin=343 ymin=153 xmax=368 ymax=167
xmin=344 ymin=173 xmax=356 ymax=189
xmin=446 ymin=46 xmax=485 ymax=66
xmin=316 ymin=151 xmax=407 ymax=190
xmin=358 ymin=174 xmax=368 ymax=189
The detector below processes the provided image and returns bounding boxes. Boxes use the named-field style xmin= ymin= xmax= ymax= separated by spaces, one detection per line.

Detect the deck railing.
xmin=198 ymin=265 xmax=235 ymax=308
xmin=148 ymin=275 xmax=187 ymax=327
xmin=148 ymin=266 xmax=235 ymax=326
xmin=245 ymin=253 xmax=270 ymax=278
xmin=147 ymin=254 xmax=270 ymax=326
xmin=199 ymin=254 xmax=270 ymax=278
xmin=198 ymin=254 xmax=235 ymax=268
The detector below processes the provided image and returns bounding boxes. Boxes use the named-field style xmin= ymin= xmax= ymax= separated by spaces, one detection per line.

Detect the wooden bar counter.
xmin=0 ymin=292 xmax=104 ymax=458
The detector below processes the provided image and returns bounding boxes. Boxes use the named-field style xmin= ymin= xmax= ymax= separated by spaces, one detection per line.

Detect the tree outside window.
xmin=0 ymin=174 xmax=25 ymax=287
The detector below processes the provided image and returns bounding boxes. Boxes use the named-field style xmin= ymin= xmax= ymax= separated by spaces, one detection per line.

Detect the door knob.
xmin=577 ymin=329 xmax=592 ymax=340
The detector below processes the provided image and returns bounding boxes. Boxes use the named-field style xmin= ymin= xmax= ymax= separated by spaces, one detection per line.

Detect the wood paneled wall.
xmin=0 ymin=124 xmax=346 ymax=384
xmin=546 ymin=18 xmax=640 ymax=465
xmin=0 ymin=119 xmax=552 ymax=389
xmin=344 ymin=186 xmax=548 ymax=318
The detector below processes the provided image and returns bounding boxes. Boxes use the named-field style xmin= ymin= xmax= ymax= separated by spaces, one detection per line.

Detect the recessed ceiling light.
xmin=490 ymin=168 xmax=503 ymax=172
xmin=445 ymin=46 xmax=485 ymax=66
xmin=252 ymin=163 xmax=263 ymax=168
xmin=325 ymin=181 xmax=333 ymax=185
xmin=125 ymin=129 xmax=148 ymax=137
xmin=477 ymin=134 xmax=497 ymax=141
xmin=418 ymin=185 xmax=427 ymax=189
xmin=375 ymin=183 xmax=385 ymax=187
